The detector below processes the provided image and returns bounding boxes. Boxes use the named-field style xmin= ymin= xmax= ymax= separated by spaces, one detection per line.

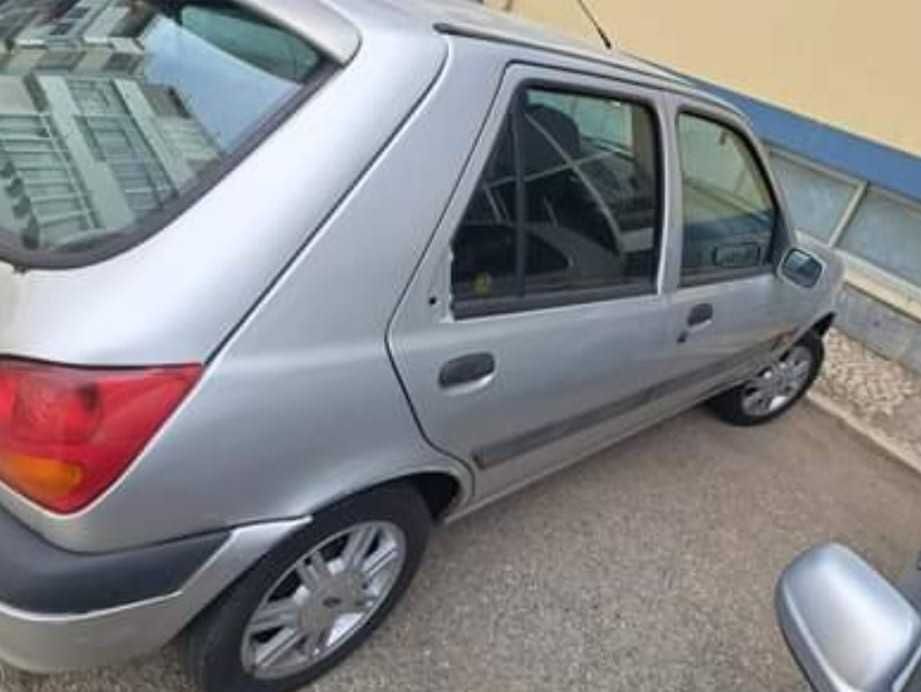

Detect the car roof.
xmin=250 ymin=0 xmax=741 ymax=119
xmin=384 ymin=0 xmax=686 ymax=85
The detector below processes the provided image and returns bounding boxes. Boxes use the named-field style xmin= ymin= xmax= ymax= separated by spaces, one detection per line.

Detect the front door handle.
xmin=439 ymin=353 xmax=496 ymax=389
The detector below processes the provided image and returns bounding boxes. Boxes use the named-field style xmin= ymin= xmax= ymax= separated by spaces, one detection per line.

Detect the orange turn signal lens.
xmin=0 ymin=453 xmax=85 ymax=508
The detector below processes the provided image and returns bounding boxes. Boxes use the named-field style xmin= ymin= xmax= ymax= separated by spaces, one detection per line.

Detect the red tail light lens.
xmin=0 ymin=360 xmax=201 ymax=514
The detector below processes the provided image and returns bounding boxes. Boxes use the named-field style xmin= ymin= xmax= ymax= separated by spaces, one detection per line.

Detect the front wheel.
xmin=186 ymin=483 xmax=431 ymax=692
xmin=709 ymin=330 xmax=824 ymax=426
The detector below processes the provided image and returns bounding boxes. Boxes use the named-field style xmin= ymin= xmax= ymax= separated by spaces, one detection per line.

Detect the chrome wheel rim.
xmin=741 ymin=345 xmax=814 ymax=418
xmin=241 ymin=521 xmax=406 ymax=680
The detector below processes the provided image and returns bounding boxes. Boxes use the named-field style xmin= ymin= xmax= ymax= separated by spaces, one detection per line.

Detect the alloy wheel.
xmin=740 ymin=345 xmax=814 ymax=418
xmin=240 ymin=521 xmax=407 ymax=680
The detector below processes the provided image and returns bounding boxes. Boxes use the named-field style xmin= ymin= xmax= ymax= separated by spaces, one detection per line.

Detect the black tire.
xmin=185 ymin=483 xmax=431 ymax=692
xmin=708 ymin=330 xmax=824 ymax=427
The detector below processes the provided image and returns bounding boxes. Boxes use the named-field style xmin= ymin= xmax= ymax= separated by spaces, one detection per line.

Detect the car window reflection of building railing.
xmin=0 ymin=113 xmax=98 ymax=246
xmin=0 ymin=0 xmax=227 ymax=250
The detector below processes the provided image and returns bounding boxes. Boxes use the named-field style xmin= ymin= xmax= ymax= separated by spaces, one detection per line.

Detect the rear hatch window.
xmin=0 ymin=0 xmax=331 ymax=268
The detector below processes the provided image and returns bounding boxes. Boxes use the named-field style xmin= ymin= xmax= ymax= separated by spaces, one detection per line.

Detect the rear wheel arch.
xmin=348 ymin=471 xmax=466 ymax=523
xmin=812 ymin=313 xmax=835 ymax=337
xmin=302 ymin=469 xmax=469 ymax=528
xmin=404 ymin=471 xmax=464 ymax=521
xmin=186 ymin=482 xmax=432 ymax=692
xmin=179 ymin=469 xmax=467 ymax=659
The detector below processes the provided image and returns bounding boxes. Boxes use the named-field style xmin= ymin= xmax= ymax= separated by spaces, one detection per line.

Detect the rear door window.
xmin=452 ymin=84 xmax=662 ymax=316
xmin=0 ymin=1 xmax=331 ymax=267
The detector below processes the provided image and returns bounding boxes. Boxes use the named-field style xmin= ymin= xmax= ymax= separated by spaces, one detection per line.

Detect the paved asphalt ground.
xmin=4 ymin=403 xmax=921 ymax=692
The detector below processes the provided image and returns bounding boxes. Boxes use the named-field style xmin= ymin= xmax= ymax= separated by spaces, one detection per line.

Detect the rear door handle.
xmin=439 ymin=353 xmax=496 ymax=389
xmin=678 ymin=303 xmax=715 ymax=343
xmin=687 ymin=303 xmax=714 ymax=327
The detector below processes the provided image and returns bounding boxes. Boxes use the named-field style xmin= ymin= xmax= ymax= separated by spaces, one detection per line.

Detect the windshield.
xmin=0 ymin=0 xmax=328 ymax=266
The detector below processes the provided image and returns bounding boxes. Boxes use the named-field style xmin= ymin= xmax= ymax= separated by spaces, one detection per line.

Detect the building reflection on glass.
xmin=0 ymin=0 xmax=218 ymax=249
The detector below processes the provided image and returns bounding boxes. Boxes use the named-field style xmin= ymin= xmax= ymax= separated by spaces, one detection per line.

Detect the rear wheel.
xmin=186 ymin=483 xmax=431 ymax=692
xmin=709 ymin=331 xmax=824 ymax=426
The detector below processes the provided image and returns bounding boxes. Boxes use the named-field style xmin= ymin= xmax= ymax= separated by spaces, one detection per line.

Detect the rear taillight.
xmin=0 ymin=360 xmax=201 ymax=514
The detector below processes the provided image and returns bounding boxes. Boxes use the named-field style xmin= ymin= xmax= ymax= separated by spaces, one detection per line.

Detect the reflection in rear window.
xmin=0 ymin=0 xmax=327 ymax=264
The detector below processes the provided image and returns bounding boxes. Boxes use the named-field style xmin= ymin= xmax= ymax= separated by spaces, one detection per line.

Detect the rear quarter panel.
xmin=3 ymin=37 xmax=508 ymax=552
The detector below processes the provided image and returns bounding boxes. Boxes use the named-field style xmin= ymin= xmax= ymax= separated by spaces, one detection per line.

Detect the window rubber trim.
xmin=454 ymin=280 xmax=655 ymax=319
xmin=0 ymin=58 xmax=339 ymax=272
xmin=678 ymin=264 xmax=774 ymax=289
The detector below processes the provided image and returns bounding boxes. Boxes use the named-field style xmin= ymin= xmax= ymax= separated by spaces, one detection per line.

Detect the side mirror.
xmin=782 ymin=248 xmax=824 ymax=289
xmin=776 ymin=543 xmax=921 ymax=692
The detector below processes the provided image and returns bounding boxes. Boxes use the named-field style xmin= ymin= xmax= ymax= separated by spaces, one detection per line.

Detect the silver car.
xmin=0 ymin=0 xmax=843 ymax=690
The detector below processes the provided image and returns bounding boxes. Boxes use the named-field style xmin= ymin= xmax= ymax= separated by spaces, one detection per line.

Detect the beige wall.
xmin=485 ymin=0 xmax=921 ymax=157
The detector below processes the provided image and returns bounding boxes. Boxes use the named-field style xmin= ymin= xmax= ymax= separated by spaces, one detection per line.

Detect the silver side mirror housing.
xmin=777 ymin=543 xmax=921 ymax=692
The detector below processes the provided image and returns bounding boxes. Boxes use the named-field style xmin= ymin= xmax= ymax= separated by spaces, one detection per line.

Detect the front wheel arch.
xmin=709 ymin=330 xmax=824 ymax=426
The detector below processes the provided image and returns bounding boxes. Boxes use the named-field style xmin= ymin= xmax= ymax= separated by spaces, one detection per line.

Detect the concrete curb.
xmin=807 ymin=391 xmax=921 ymax=476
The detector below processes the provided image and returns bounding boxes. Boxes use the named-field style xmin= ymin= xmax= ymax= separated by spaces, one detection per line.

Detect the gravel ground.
xmin=3 ymin=403 xmax=921 ymax=692
xmin=815 ymin=328 xmax=921 ymax=461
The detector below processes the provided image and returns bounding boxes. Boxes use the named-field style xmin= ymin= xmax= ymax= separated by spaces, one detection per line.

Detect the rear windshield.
xmin=0 ymin=0 xmax=329 ymax=268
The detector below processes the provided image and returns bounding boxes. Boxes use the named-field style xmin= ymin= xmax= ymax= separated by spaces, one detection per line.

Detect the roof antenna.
xmin=575 ymin=0 xmax=613 ymax=50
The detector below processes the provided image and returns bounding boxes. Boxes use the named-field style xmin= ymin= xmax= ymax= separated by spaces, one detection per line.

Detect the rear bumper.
xmin=0 ymin=515 xmax=310 ymax=673
xmin=0 ymin=504 xmax=228 ymax=615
